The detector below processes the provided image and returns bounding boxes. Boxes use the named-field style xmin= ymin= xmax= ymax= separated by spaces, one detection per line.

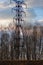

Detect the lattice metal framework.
xmin=10 ymin=0 xmax=27 ymax=60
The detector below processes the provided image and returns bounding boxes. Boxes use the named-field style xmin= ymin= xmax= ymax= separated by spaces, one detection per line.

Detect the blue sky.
xmin=34 ymin=7 xmax=43 ymax=20
xmin=0 ymin=0 xmax=43 ymax=26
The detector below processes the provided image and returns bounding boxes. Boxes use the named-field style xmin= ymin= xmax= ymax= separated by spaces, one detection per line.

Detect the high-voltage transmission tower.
xmin=10 ymin=0 xmax=27 ymax=60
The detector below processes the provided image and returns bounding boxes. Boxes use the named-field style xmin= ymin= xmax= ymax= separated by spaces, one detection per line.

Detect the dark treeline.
xmin=0 ymin=26 xmax=43 ymax=60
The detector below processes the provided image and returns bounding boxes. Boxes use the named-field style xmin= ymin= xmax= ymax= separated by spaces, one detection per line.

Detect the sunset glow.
xmin=0 ymin=19 xmax=12 ymax=27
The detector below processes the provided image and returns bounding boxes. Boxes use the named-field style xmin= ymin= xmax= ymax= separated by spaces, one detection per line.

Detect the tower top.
xmin=12 ymin=0 xmax=24 ymax=4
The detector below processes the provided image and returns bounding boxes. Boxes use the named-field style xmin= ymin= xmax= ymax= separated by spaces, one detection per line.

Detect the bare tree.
xmin=1 ymin=31 xmax=9 ymax=60
xmin=32 ymin=26 xmax=37 ymax=60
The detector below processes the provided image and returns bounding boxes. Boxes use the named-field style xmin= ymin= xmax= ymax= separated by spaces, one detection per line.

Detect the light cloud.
xmin=0 ymin=18 xmax=12 ymax=27
xmin=26 ymin=0 xmax=43 ymax=8
xmin=0 ymin=0 xmax=43 ymax=9
xmin=0 ymin=2 xmax=16 ymax=9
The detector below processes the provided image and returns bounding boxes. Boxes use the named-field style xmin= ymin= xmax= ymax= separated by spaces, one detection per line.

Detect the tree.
xmin=1 ymin=31 xmax=9 ymax=60
xmin=32 ymin=26 xmax=37 ymax=60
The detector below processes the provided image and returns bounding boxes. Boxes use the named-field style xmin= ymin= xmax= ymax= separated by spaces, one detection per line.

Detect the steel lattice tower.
xmin=10 ymin=0 xmax=27 ymax=60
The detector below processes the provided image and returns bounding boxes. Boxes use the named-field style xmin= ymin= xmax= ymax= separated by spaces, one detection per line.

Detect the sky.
xmin=0 ymin=0 xmax=43 ymax=26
